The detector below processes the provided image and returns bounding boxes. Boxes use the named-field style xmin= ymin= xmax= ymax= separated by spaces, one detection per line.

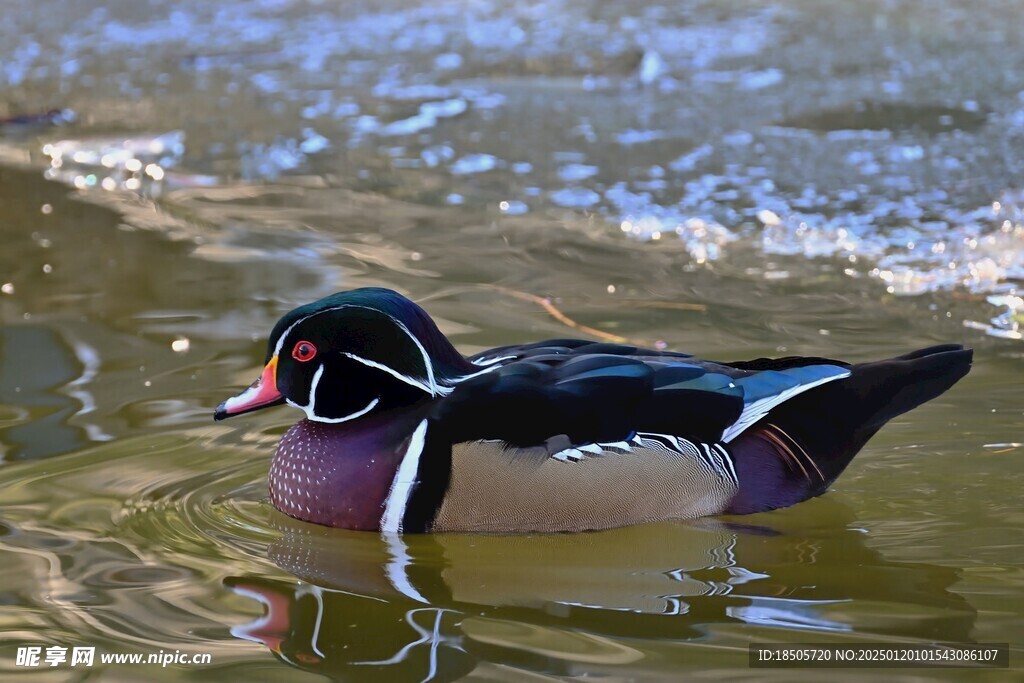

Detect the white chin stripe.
xmin=304 ymin=397 xmax=379 ymax=424
xmin=294 ymin=363 xmax=381 ymax=423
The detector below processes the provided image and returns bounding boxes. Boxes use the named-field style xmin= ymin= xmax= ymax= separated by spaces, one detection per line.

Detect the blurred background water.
xmin=0 ymin=0 xmax=1022 ymax=679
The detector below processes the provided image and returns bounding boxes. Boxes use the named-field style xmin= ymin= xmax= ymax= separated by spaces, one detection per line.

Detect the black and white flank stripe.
xmin=550 ymin=432 xmax=738 ymax=485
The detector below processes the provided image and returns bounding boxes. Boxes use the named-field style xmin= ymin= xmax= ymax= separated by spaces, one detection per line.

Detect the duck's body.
xmin=216 ymin=288 xmax=972 ymax=533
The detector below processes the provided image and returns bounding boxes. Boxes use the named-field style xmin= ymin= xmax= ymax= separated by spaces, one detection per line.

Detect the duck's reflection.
xmin=228 ymin=577 xmax=472 ymax=680
xmin=227 ymin=499 xmax=975 ymax=680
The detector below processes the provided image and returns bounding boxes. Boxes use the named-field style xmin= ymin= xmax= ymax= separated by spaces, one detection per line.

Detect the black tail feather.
xmin=726 ymin=345 xmax=972 ymax=515
xmin=851 ymin=345 xmax=973 ymax=430
xmin=892 ymin=344 xmax=968 ymax=362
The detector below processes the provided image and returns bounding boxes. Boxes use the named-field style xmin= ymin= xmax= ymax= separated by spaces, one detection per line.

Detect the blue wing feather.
xmin=657 ymin=371 xmax=741 ymax=395
xmin=557 ymin=363 xmax=651 ymax=383
xmin=735 ymin=365 xmax=850 ymax=404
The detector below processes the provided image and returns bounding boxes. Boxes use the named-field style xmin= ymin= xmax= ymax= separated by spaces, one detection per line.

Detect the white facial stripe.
xmin=270 ymin=301 xmax=511 ymax=404
xmin=389 ymin=318 xmax=438 ymax=395
xmin=306 ymin=364 xmax=325 ymax=413
xmin=342 ymin=352 xmax=436 ymax=396
xmin=271 ymin=306 xmax=346 ymax=359
xmin=271 ymin=304 xmax=403 ymax=361
xmin=381 ymin=419 xmax=428 ymax=533
xmin=270 ymin=302 xmax=440 ymax=389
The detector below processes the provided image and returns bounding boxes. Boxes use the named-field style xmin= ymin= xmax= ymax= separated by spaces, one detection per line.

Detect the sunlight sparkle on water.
xmin=498 ymin=200 xmax=528 ymax=214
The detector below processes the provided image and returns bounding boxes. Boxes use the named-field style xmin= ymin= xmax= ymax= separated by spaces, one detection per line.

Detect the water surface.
xmin=1 ymin=0 xmax=1022 ymax=679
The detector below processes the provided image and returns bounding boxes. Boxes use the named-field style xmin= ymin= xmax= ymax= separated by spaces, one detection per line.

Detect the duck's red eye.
xmin=292 ymin=341 xmax=317 ymax=362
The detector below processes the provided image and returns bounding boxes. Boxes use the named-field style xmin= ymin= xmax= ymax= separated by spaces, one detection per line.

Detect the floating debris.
xmin=782 ymin=102 xmax=989 ymax=135
xmin=0 ymin=108 xmax=75 ymax=129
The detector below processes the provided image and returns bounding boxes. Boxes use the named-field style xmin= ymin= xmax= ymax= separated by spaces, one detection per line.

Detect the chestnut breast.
xmin=269 ymin=416 xmax=418 ymax=530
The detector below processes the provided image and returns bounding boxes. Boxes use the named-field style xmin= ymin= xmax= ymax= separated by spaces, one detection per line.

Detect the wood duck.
xmin=215 ymin=287 xmax=972 ymax=533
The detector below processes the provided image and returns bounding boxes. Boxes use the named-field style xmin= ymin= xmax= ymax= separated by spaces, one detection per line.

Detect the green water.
xmin=2 ymin=0 xmax=1023 ymax=680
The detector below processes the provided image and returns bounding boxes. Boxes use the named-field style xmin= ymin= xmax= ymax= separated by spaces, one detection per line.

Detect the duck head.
xmin=215 ymin=288 xmax=476 ymax=423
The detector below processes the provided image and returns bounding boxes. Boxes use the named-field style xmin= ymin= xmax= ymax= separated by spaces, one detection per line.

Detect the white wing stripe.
xmin=721 ymin=371 xmax=850 ymax=443
xmin=472 ymin=354 xmax=517 ymax=367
